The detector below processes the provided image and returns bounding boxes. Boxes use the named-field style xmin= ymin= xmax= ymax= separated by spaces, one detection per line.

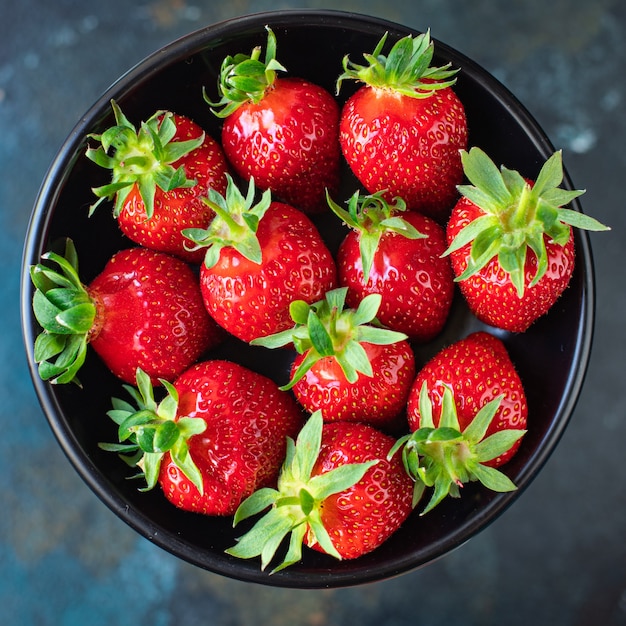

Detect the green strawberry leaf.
xmin=460 ymin=146 xmax=511 ymax=206
xmin=206 ymin=26 xmax=287 ymax=118
xmin=557 ymin=208 xmax=610 ymax=231
xmin=227 ymin=507 xmax=293 ymax=570
xmin=442 ymin=214 xmax=497 ymax=256
xmin=337 ymin=30 xmax=458 ymax=98
xmin=153 ymin=420 xmax=180 ymax=452
xmin=437 ymin=386 xmax=460 ymax=430
xmin=284 ymin=349 xmax=323 ymax=390
xmin=170 ymin=438 xmax=204 ymax=495
xmin=532 ymin=150 xmax=563 ymax=195
xmin=289 ymin=412 xmax=323 ymax=483
xmin=232 ymin=487 xmax=280 ymax=526
xmin=33 ymin=332 xmax=65 ymax=362
xmin=55 ymin=302 xmax=96 ymax=334
xmin=338 ymin=340 xmax=372 ymax=381
xmin=462 ymin=395 xmax=503 ymax=443
xmin=118 ymin=410 xmax=155 ymax=442
xmin=86 ymin=101 xmax=202 ymax=219
xmin=356 ymin=325 xmax=407 ymax=345
xmin=254 ymin=288 xmax=407 ymax=390
xmin=445 ymin=147 xmax=609 ymax=297
xmin=99 ymin=368 xmax=206 ymax=495
xmin=309 ymin=461 xmax=378 ymax=501
xmin=183 ymin=176 xmax=271 ymax=268
xmin=390 ymin=384 xmax=523 ymax=514
xmin=469 ymin=463 xmax=518 ymax=493
xmin=351 ymin=293 xmax=382 ymax=326
xmin=226 ymin=411 xmax=377 ymax=572
xmin=474 ymin=429 xmax=526 ymax=463
xmin=273 ymin=524 xmax=308 ymax=574
xmin=30 ymin=239 xmax=96 ymax=385
xmin=307 ymin=309 xmax=335 ymax=357
xmin=289 ymin=300 xmax=311 ymax=326
xmin=327 ymin=190 xmax=424 ymax=282
xmin=141 ymin=452 xmax=163 ymax=492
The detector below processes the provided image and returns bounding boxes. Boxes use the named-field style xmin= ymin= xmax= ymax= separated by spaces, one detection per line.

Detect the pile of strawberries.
xmin=30 ymin=27 xmax=608 ymax=572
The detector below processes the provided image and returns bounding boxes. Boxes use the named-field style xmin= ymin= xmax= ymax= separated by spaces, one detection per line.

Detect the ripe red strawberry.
xmin=184 ymin=176 xmax=337 ymax=343
xmin=30 ymin=239 xmax=222 ymax=385
xmin=252 ymin=288 xmax=414 ymax=429
xmin=225 ymin=410 xmax=414 ymax=571
xmin=407 ymin=331 xmax=528 ymax=462
xmin=444 ymin=147 xmax=609 ymax=332
xmin=206 ymin=27 xmax=340 ymax=214
xmin=86 ymin=100 xmax=230 ymax=263
xmin=392 ymin=331 xmax=528 ymax=513
xmin=336 ymin=31 xmax=467 ymax=221
xmin=328 ymin=190 xmax=454 ymax=342
xmin=100 ymin=362 xmax=304 ymax=516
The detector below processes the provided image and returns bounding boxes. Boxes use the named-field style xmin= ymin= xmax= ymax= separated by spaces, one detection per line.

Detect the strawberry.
xmin=252 ymin=287 xmax=414 ymax=429
xmin=328 ymin=190 xmax=454 ymax=342
xmin=336 ymin=30 xmax=468 ymax=221
xmin=183 ymin=176 xmax=337 ymax=343
xmin=205 ymin=26 xmax=340 ymax=214
xmin=86 ymin=100 xmax=230 ymax=263
xmin=444 ymin=147 xmax=609 ymax=332
xmin=225 ymin=410 xmax=414 ymax=571
xmin=100 ymin=363 xmax=304 ymax=516
xmin=391 ymin=331 xmax=528 ymax=513
xmin=30 ymin=239 xmax=222 ymax=385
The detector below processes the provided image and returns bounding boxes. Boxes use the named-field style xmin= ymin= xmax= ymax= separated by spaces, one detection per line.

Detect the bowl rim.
xmin=20 ymin=8 xmax=596 ymax=588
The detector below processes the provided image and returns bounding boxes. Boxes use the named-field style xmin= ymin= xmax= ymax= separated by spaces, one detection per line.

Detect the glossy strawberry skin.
xmin=158 ymin=360 xmax=304 ymax=516
xmin=199 ymin=201 xmax=337 ymax=343
xmin=306 ymin=421 xmax=413 ymax=560
xmin=447 ymin=196 xmax=576 ymax=332
xmin=118 ymin=114 xmax=230 ymax=264
xmin=220 ymin=77 xmax=340 ymax=214
xmin=338 ymin=210 xmax=455 ymax=342
xmin=291 ymin=340 xmax=415 ymax=429
xmin=339 ymin=85 xmax=467 ymax=221
xmin=87 ymin=248 xmax=222 ymax=384
xmin=407 ymin=331 xmax=528 ymax=467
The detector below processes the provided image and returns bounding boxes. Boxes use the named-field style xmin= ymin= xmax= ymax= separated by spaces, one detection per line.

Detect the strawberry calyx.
xmin=205 ymin=25 xmax=287 ymax=118
xmin=29 ymin=238 xmax=96 ymax=385
xmin=389 ymin=382 xmax=526 ymax=514
xmin=225 ymin=410 xmax=378 ymax=572
xmin=443 ymin=147 xmax=609 ymax=296
xmin=99 ymin=367 xmax=207 ymax=494
xmin=250 ymin=287 xmax=407 ymax=389
xmin=336 ymin=29 xmax=458 ymax=98
xmin=85 ymin=100 xmax=204 ymax=219
xmin=326 ymin=189 xmax=426 ymax=281
xmin=183 ymin=174 xmax=272 ymax=268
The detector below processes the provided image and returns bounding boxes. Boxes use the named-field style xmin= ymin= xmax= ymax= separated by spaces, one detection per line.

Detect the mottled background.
xmin=2 ymin=1 xmax=625 ymax=624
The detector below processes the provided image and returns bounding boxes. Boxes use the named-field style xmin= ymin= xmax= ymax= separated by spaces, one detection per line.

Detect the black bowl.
xmin=20 ymin=10 xmax=595 ymax=588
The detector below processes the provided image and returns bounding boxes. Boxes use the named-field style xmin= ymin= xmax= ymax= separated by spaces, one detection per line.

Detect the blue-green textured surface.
xmin=2 ymin=1 xmax=625 ymax=624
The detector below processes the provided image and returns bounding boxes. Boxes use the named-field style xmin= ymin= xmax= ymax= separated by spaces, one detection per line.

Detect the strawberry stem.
xmin=388 ymin=383 xmax=526 ymax=514
xmin=182 ymin=175 xmax=272 ymax=268
xmin=326 ymin=190 xmax=425 ymax=282
xmin=443 ymin=147 xmax=609 ymax=297
xmin=85 ymin=100 xmax=203 ymax=219
xmin=250 ymin=287 xmax=407 ymax=389
xmin=336 ymin=30 xmax=458 ymax=98
xmin=204 ymin=26 xmax=287 ymax=118
xmin=99 ymin=367 xmax=207 ymax=494
xmin=226 ymin=411 xmax=377 ymax=572
xmin=29 ymin=238 xmax=96 ymax=385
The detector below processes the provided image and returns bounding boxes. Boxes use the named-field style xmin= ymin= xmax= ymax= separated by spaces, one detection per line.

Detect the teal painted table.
xmin=3 ymin=1 xmax=624 ymax=624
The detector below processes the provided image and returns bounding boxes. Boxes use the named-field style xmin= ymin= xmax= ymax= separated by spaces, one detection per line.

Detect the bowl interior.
xmin=21 ymin=10 xmax=594 ymax=588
